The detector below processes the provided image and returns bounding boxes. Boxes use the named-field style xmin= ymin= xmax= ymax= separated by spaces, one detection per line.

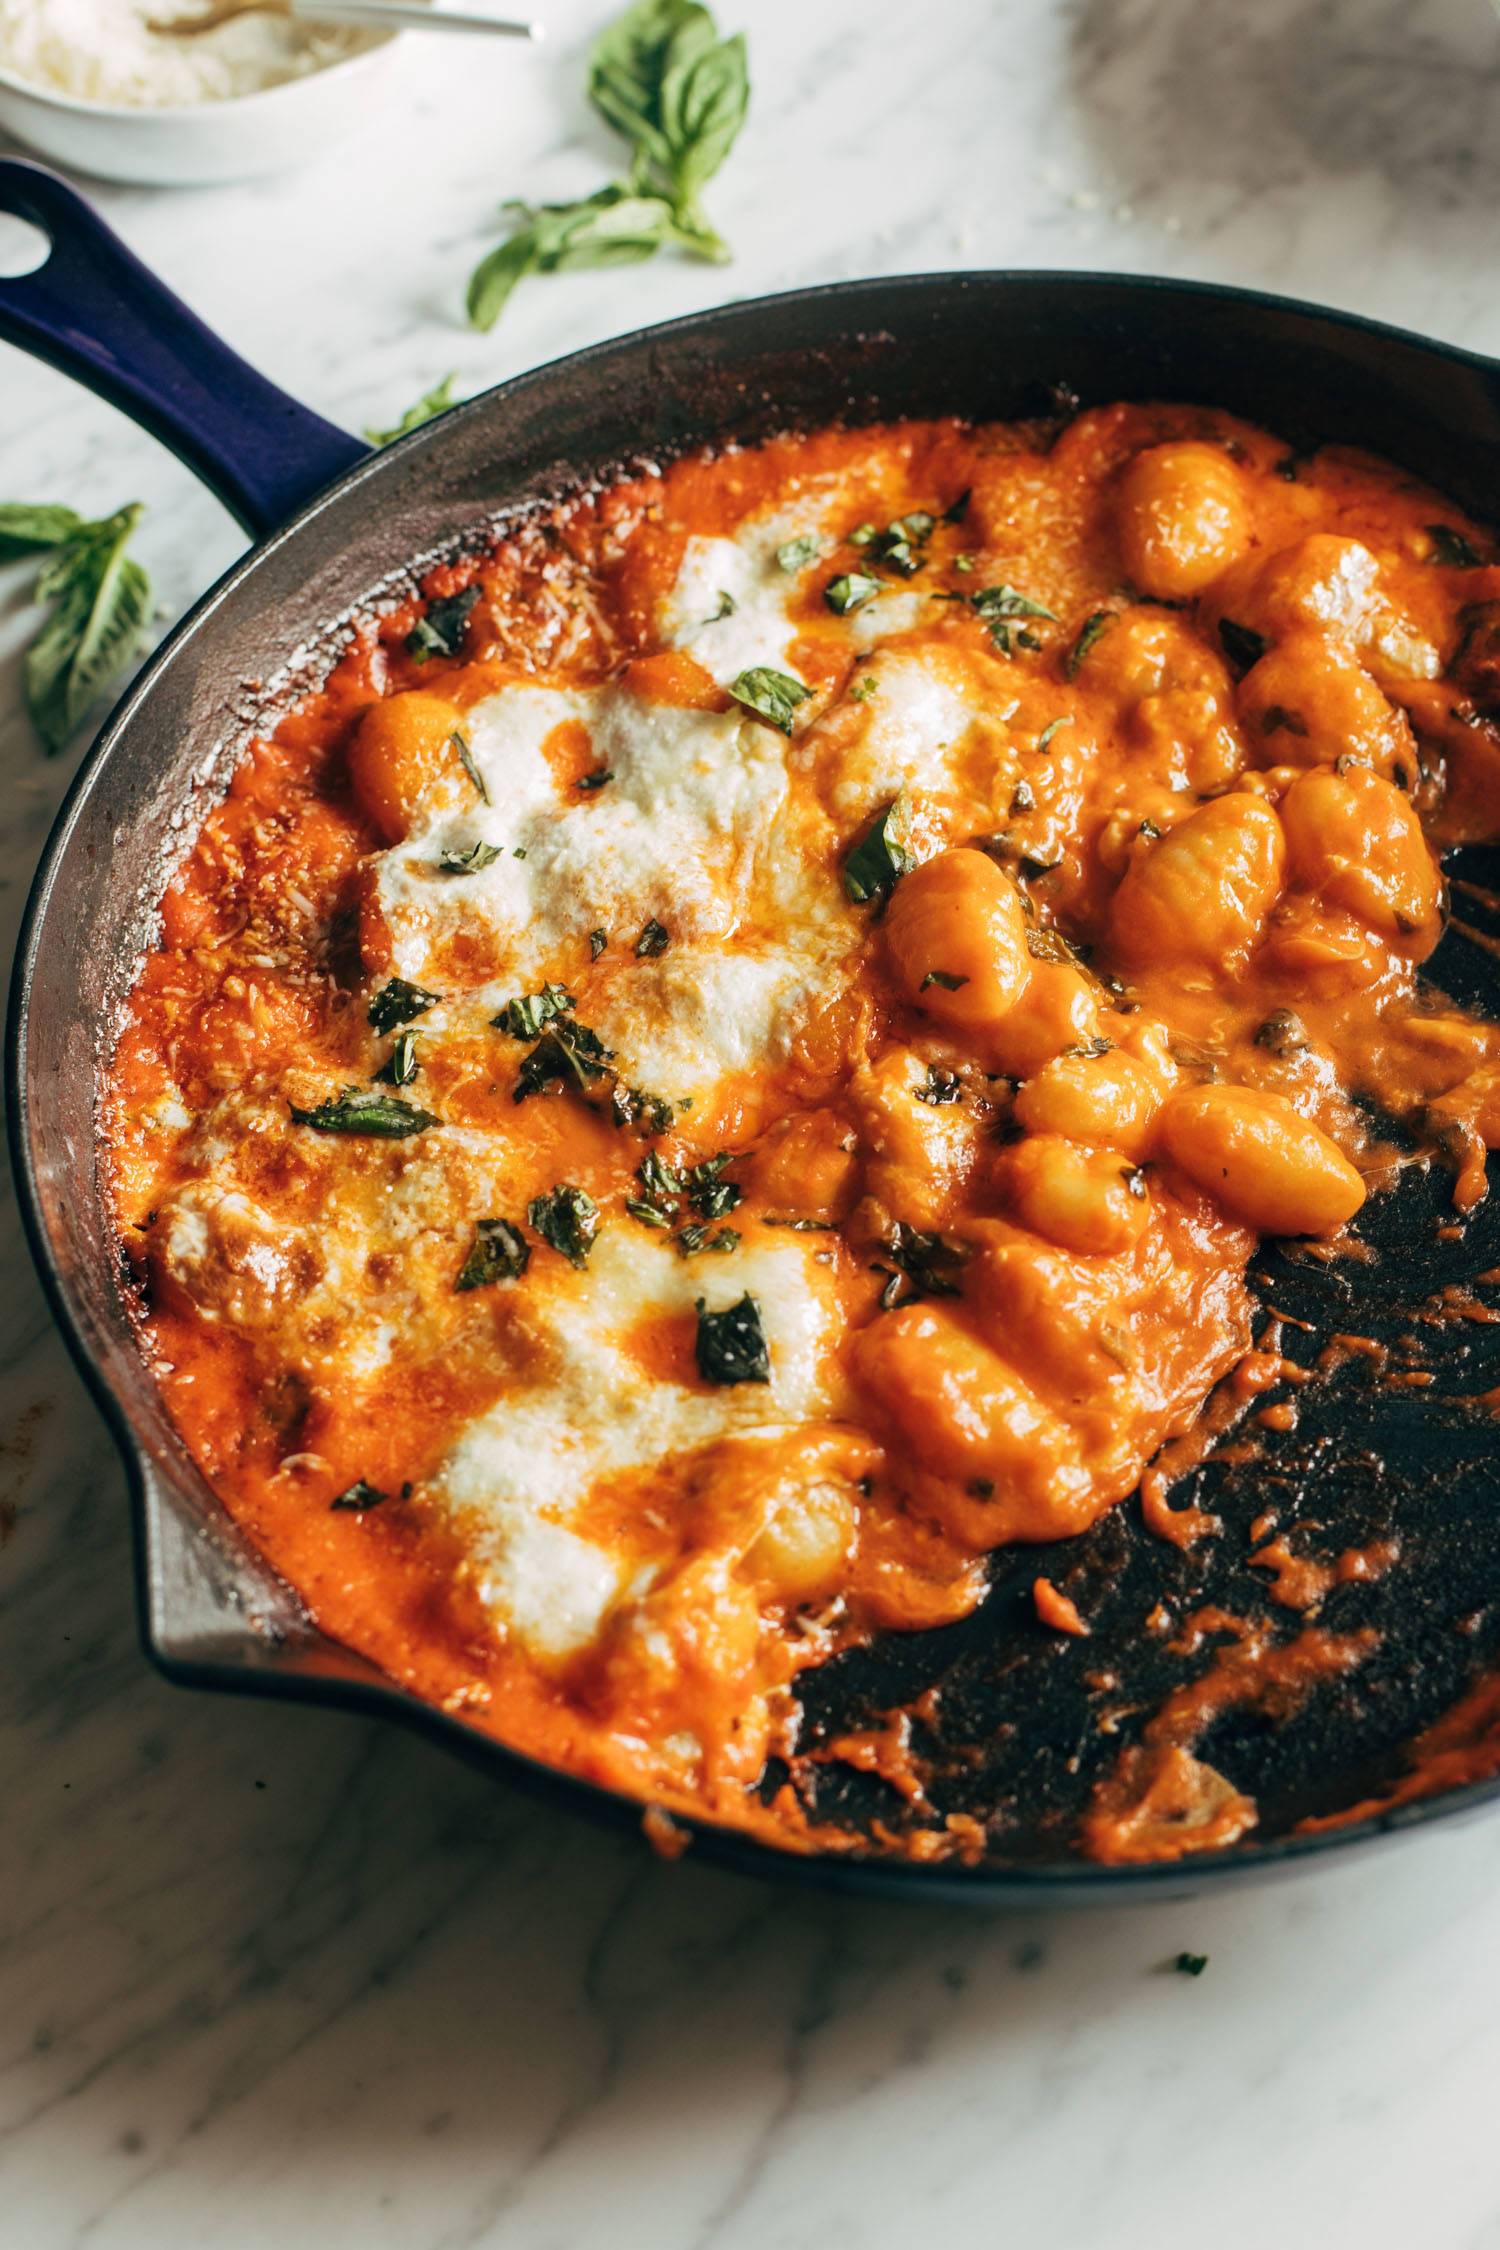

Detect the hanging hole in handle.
xmin=0 ymin=211 xmax=51 ymax=279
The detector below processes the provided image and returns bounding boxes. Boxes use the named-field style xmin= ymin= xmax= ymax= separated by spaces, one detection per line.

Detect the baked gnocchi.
xmin=104 ymin=401 xmax=1500 ymax=1861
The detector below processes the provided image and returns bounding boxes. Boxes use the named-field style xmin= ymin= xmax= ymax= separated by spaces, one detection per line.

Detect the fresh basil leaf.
xmin=729 ymin=665 xmax=810 ymax=733
xmin=825 ymin=572 xmax=881 ymax=615
xmin=23 ymin=503 xmax=153 ymax=756
xmin=289 ymin=1087 xmax=439 ymax=1137
xmin=494 ymin=982 xmax=575 ymax=1038
xmin=438 ymin=838 xmax=503 ymax=875
xmin=406 ymin=585 xmax=479 ymax=662
xmin=694 ymin=1290 xmax=769 ymax=1383
xmin=1217 ymin=618 xmax=1268 ymax=677
xmin=1066 ymin=609 xmax=1117 ymax=679
xmin=659 ymin=26 xmax=748 ymax=203
xmin=589 ymin=0 xmax=713 ymax=171
xmin=466 ymin=228 xmax=543 ymax=331
xmin=376 ymin=1028 xmax=422 ymax=1088
xmin=365 ymin=374 xmax=458 ymax=447
xmin=529 ymin=1183 xmax=600 ymax=1267
xmin=330 ymin=1480 xmax=388 ymax=1511
xmin=776 ymin=534 xmax=821 ymax=572
xmin=635 ymin=915 xmax=670 ymax=957
xmin=369 ymin=978 xmax=441 ymax=1033
xmin=843 ymin=794 xmax=916 ymax=904
xmin=455 ymin=1216 xmax=531 ymax=1291
xmin=1428 ymin=524 xmax=1484 ymax=569
xmin=0 ymin=502 xmax=84 ymax=560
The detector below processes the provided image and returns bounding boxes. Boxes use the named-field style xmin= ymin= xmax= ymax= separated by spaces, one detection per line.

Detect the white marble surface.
xmin=5 ymin=1 xmax=1500 ymax=2242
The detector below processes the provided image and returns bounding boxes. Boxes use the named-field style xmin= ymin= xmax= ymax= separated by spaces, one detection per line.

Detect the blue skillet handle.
xmin=0 ymin=159 xmax=368 ymax=537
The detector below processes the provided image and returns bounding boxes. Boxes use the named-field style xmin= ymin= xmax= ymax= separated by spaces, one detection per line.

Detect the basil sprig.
xmin=365 ymin=374 xmax=459 ymax=447
xmin=468 ymin=0 xmax=748 ymax=330
xmin=0 ymin=500 xmax=153 ymax=755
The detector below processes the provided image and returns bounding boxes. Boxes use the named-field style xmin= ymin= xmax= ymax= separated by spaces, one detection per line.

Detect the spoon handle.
xmin=289 ymin=0 xmax=542 ymax=34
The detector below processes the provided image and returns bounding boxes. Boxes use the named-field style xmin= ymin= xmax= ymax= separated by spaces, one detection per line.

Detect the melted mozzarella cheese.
xmin=379 ymin=688 xmax=789 ymax=978
xmin=434 ymin=1225 xmax=844 ymax=1659
xmin=821 ymin=648 xmax=1001 ymax=821
xmin=659 ymin=505 xmax=834 ymax=685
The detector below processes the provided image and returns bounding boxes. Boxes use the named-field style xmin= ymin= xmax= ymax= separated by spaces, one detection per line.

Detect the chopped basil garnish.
xmin=407 ymin=585 xmax=479 ymax=662
xmin=369 ymin=978 xmax=441 ymax=1034
xmin=455 ymin=1217 xmax=531 ymax=1291
xmin=451 ymin=729 xmax=489 ymax=805
xmin=849 ymin=670 xmax=880 ymax=703
xmin=1261 ymin=703 xmax=1309 ymax=739
xmin=611 ymin=1083 xmax=675 ymax=1136
xmin=843 ymin=793 xmax=916 ymax=904
xmin=589 ymin=928 xmax=608 ymax=960
xmin=514 ymin=1016 xmax=614 ymax=1101
xmin=915 ymin=1065 xmax=963 ymax=1104
xmin=1035 ymin=716 xmax=1070 ymax=753
xmin=1066 ymin=610 xmax=1117 ymax=678
xmin=1217 ymin=618 xmax=1268 ymax=677
xmin=695 ymin=1291 xmax=770 ymax=1384
xmin=1428 ymin=524 xmax=1483 ymax=568
xmin=1174 ymin=1952 xmax=1209 ymax=1978
xmin=677 ymin=1223 xmax=740 ymax=1257
xmin=635 ymin=916 xmax=670 ymax=957
xmin=528 ymin=1183 xmax=600 ymax=1268
xmin=919 ymin=969 xmax=968 ymax=993
xmin=686 ymin=1152 xmax=741 ymax=1220
xmin=943 ymin=488 xmax=972 ymax=524
xmin=493 ymin=982 xmax=574 ymax=1039
xmin=776 ymin=534 xmax=822 ymax=572
xmin=438 ymin=838 xmax=503 ymax=875
xmin=873 ymin=1223 xmax=971 ymax=1310
xmin=577 ymin=766 xmax=614 ymax=791
xmin=704 ymin=590 xmax=737 ymax=623
xmin=330 ymin=1480 xmax=387 ymax=1511
xmin=970 ymin=582 xmax=1057 ymax=656
xmin=290 ymin=1087 xmax=439 ymax=1137
xmin=825 ymin=571 xmax=881 ymax=615
xmin=376 ymin=1028 xmax=421 ymax=1088
xmin=860 ymin=512 xmax=936 ymax=577
xmin=763 ymin=1214 xmax=835 ymax=1231
xmin=729 ymin=666 xmax=811 ymax=734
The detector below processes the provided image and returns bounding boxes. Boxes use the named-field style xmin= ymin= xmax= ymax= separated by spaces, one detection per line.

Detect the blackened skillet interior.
xmin=13 ymin=270 xmax=1500 ymax=1902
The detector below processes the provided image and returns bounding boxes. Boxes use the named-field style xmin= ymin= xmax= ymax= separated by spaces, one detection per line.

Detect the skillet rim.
xmin=11 ymin=263 xmax=1500 ymax=1901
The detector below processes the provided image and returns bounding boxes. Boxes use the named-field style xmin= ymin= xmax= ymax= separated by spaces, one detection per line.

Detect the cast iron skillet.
xmin=7 ymin=157 xmax=1500 ymax=1904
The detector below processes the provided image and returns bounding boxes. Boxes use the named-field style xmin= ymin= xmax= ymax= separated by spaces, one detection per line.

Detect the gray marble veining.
xmin=4 ymin=1 xmax=1500 ymax=2241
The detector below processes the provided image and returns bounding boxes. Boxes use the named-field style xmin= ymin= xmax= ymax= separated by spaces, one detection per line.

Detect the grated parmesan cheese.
xmin=0 ymin=0 xmax=377 ymax=107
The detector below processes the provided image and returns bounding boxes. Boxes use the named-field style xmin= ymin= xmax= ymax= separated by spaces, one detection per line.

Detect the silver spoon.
xmin=148 ymin=0 xmax=542 ymax=39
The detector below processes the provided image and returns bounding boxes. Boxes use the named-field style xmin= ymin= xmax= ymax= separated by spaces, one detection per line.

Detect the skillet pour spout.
xmin=8 ymin=152 xmax=1500 ymax=1900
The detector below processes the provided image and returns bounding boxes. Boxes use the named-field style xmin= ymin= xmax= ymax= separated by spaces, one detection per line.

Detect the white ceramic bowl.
xmin=0 ymin=31 xmax=398 ymax=187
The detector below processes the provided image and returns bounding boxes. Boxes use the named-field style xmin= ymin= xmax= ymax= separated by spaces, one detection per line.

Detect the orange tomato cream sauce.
xmin=103 ymin=402 xmax=1500 ymax=1860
